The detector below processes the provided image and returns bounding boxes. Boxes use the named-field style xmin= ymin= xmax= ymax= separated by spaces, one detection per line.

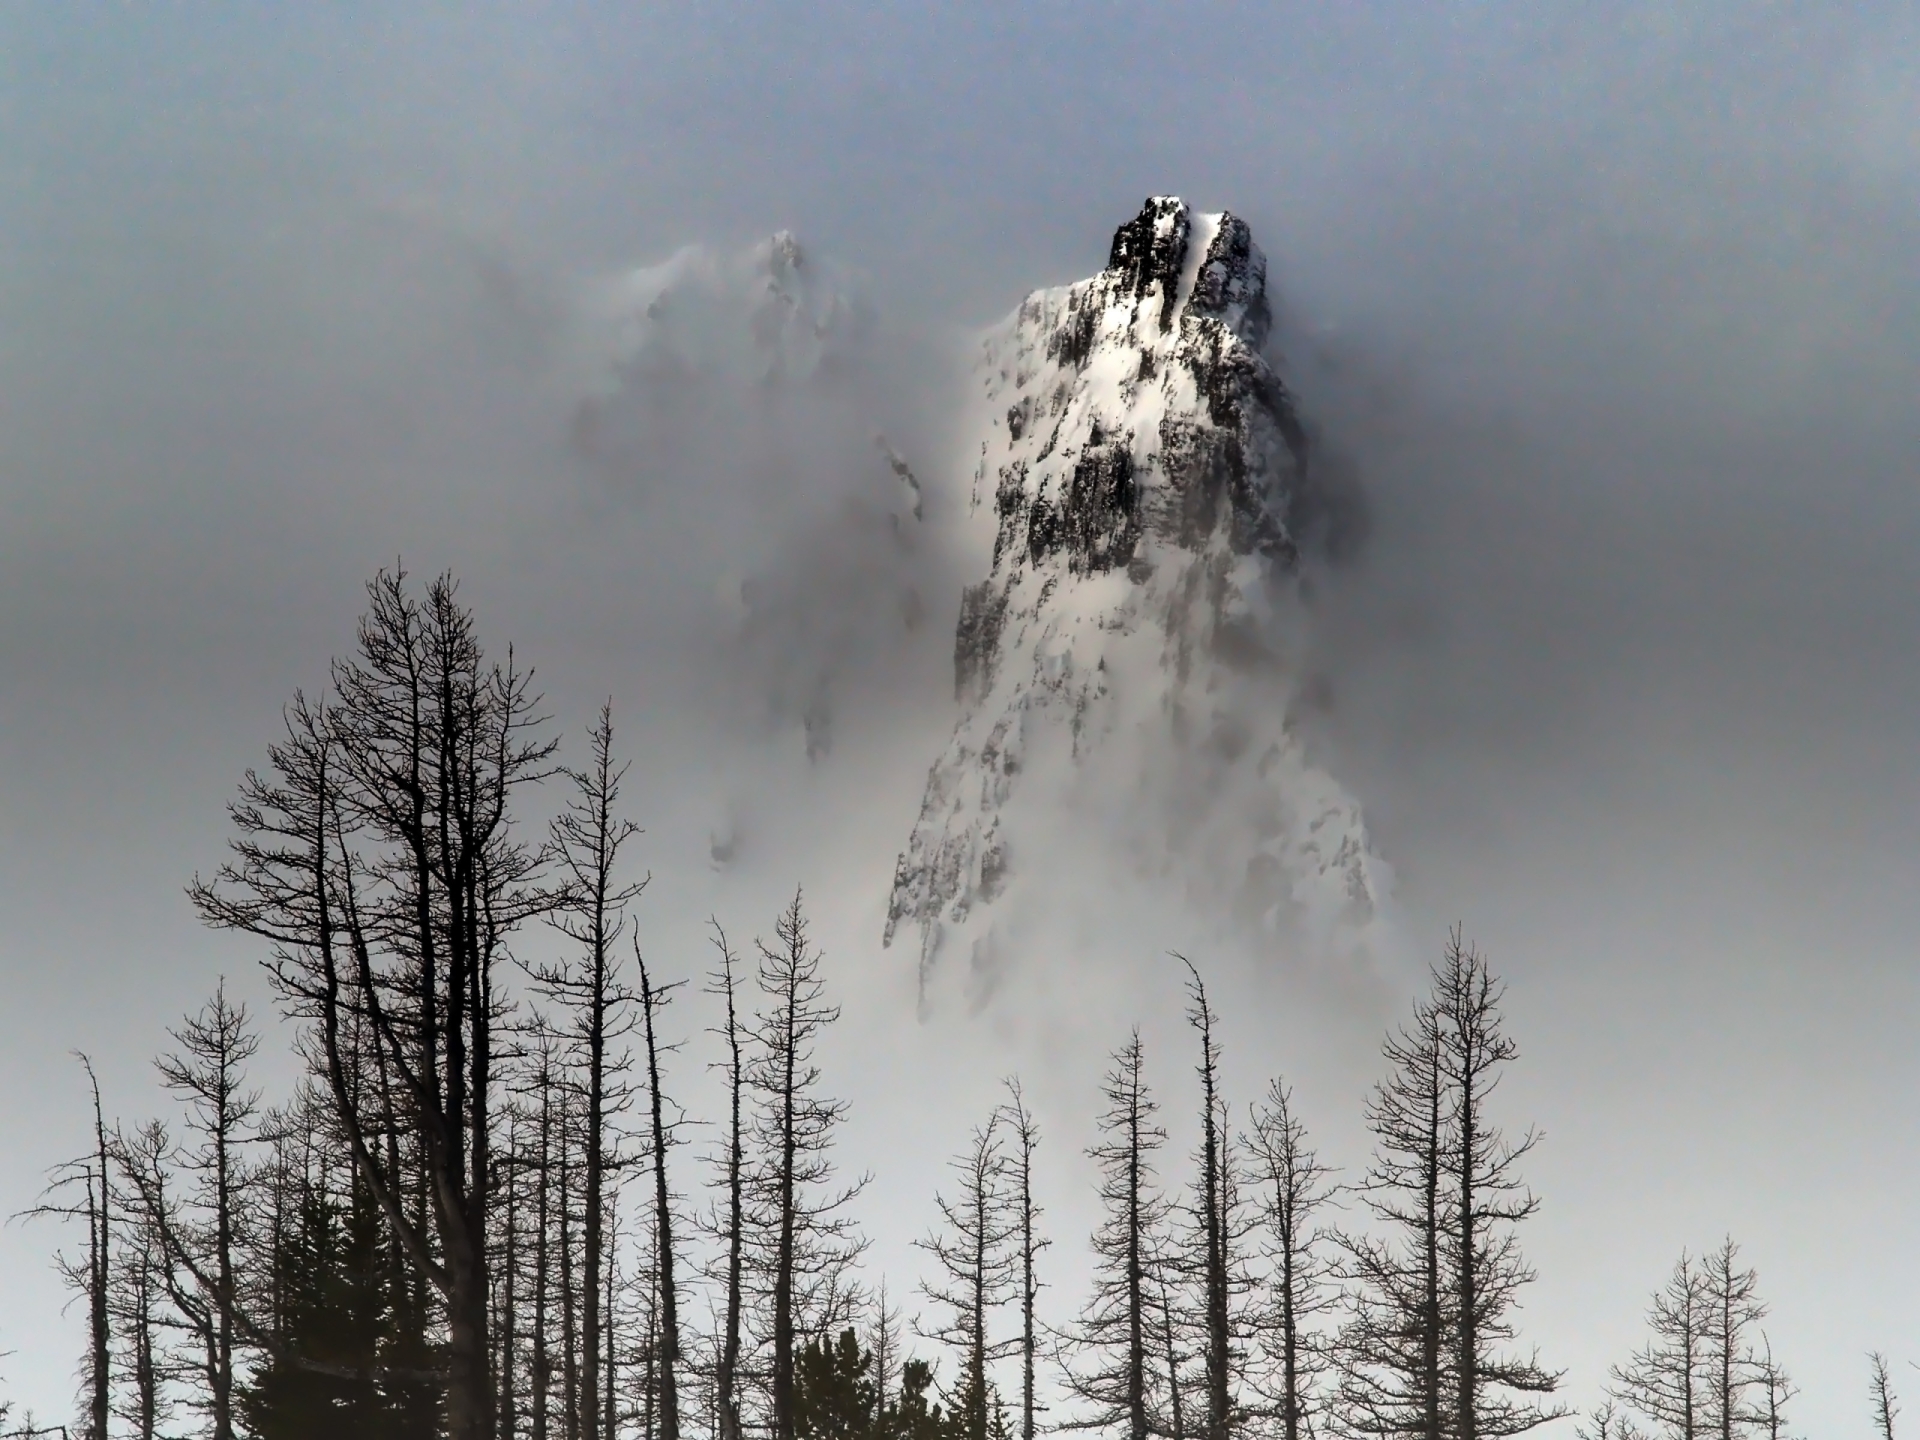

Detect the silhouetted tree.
xmin=706 ymin=923 xmax=750 ymax=1440
xmin=1059 ymin=1032 xmax=1168 ymax=1440
xmin=192 ymin=568 xmax=564 ymax=1440
xmin=1177 ymin=959 xmax=1247 ymax=1440
xmin=1336 ymin=935 xmax=1561 ymax=1440
xmin=916 ymin=1116 xmax=1015 ymax=1440
xmin=1752 ymin=1337 xmax=1792 ymax=1440
xmin=796 ymin=1329 xmax=879 ymax=1440
xmin=1333 ymin=988 xmax=1447 ymax=1440
xmin=1429 ymin=935 xmax=1563 ymax=1440
xmin=748 ymin=891 xmax=868 ymax=1440
xmin=1699 ymin=1240 xmax=1764 ymax=1440
xmin=638 ymin=948 xmax=686 ymax=1440
xmin=1612 ymin=1253 xmax=1710 ymax=1440
xmin=535 ymin=703 xmax=646 ymax=1440
xmin=153 ymin=982 xmax=260 ymax=1440
xmin=1870 ymin=1353 xmax=1898 ymax=1440
xmin=998 ymin=1080 xmax=1047 ymax=1440
xmin=1244 ymin=1079 xmax=1337 ymax=1440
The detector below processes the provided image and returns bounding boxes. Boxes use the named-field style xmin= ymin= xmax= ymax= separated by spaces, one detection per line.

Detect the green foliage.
xmin=794 ymin=1329 xmax=984 ymax=1440
xmin=797 ymin=1328 xmax=880 ymax=1440
xmin=238 ymin=1178 xmax=441 ymax=1440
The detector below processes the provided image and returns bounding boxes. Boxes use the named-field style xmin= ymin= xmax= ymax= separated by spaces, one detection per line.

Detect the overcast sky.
xmin=4 ymin=3 xmax=1920 ymax=1430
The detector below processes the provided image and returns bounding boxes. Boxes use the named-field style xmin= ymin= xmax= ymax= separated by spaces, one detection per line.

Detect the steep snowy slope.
xmin=887 ymin=197 xmax=1386 ymax=984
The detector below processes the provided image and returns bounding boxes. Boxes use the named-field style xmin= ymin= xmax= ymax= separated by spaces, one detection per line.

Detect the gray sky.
xmin=4 ymin=3 xmax=1920 ymax=1429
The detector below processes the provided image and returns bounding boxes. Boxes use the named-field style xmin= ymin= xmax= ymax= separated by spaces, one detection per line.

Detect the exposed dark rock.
xmin=954 ymin=581 xmax=1008 ymax=703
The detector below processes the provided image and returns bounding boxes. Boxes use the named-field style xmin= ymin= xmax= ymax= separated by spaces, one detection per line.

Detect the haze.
xmin=2 ymin=5 xmax=1918 ymax=1432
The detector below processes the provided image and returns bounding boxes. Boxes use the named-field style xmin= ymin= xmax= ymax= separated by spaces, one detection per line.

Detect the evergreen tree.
xmin=796 ymin=1328 xmax=881 ymax=1440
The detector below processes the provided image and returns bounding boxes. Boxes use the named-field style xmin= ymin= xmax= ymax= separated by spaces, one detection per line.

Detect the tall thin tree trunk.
xmin=711 ymin=927 xmax=746 ymax=1440
xmin=640 ymin=957 xmax=683 ymax=1440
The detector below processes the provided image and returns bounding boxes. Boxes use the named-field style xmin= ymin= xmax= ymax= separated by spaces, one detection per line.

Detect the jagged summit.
xmin=887 ymin=196 xmax=1383 ymax=986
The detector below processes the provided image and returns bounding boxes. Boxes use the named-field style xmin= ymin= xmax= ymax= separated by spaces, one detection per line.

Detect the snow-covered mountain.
xmin=886 ymin=197 xmax=1387 ymax=987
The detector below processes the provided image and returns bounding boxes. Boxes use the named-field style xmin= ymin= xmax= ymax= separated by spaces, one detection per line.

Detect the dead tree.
xmin=1244 ymin=1079 xmax=1337 ymax=1440
xmin=536 ymin=703 xmax=646 ymax=1440
xmin=112 ymin=1212 xmax=169 ymax=1440
xmin=1612 ymin=1253 xmax=1710 ymax=1440
xmin=705 ymin=922 xmax=749 ymax=1440
xmin=1753 ymin=1337 xmax=1791 ymax=1440
xmin=1429 ymin=934 xmax=1563 ymax=1440
xmin=637 ymin=948 xmax=686 ymax=1440
xmin=191 ymin=569 xmax=562 ymax=1440
xmin=1059 ymin=1031 xmax=1169 ymax=1440
xmin=83 ymin=1058 xmax=112 ymax=1440
xmin=999 ymin=1079 xmax=1048 ymax=1440
xmin=916 ymin=1115 xmax=1016 ymax=1440
xmin=1177 ymin=959 xmax=1241 ymax=1440
xmin=150 ymin=982 xmax=260 ymax=1440
xmin=747 ymin=891 xmax=867 ymax=1440
xmin=1698 ymin=1239 xmax=1764 ymax=1440
xmin=1333 ymin=990 xmax=1448 ymax=1440
xmin=31 ymin=1057 xmax=116 ymax=1440
xmin=1870 ymin=1353 xmax=1898 ymax=1440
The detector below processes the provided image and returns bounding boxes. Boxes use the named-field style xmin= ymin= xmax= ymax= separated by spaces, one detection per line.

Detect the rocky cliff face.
xmin=886 ymin=197 xmax=1384 ymax=983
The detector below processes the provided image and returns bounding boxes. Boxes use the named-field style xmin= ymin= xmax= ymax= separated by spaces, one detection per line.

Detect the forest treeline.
xmin=0 ymin=571 xmax=1894 ymax=1440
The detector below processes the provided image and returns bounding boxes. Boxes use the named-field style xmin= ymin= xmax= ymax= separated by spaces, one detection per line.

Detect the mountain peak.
xmin=1101 ymin=196 xmax=1271 ymax=346
xmin=885 ymin=198 xmax=1383 ymax=988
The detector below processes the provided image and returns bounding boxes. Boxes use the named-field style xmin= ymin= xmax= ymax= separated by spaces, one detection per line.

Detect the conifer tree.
xmin=1244 ymin=1080 xmax=1337 ymax=1440
xmin=193 ymin=569 xmax=564 ymax=1440
xmin=707 ymin=923 xmax=751 ymax=1440
xmin=1429 ymin=935 xmax=1562 ymax=1440
xmin=917 ymin=1116 xmax=1016 ymax=1440
xmin=998 ymin=1080 xmax=1047 ymax=1440
xmin=1060 ymin=1032 xmax=1168 ymax=1440
xmin=1177 ymin=960 xmax=1248 ymax=1440
xmin=1699 ymin=1240 xmax=1764 ymax=1440
xmin=638 ymin=948 xmax=687 ymax=1440
xmin=1870 ymin=1353 xmax=1898 ymax=1440
xmin=537 ymin=703 xmax=646 ymax=1440
xmin=1335 ymin=935 xmax=1560 ymax=1440
xmin=1611 ymin=1254 xmax=1709 ymax=1440
xmin=748 ymin=890 xmax=868 ymax=1440
xmin=1333 ymin=991 xmax=1447 ymax=1440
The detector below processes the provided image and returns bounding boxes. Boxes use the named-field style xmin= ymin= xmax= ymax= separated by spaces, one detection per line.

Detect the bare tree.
xmin=535 ymin=702 xmax=646 ymax=1440
xmin=29 ymin=1058 xmax=116 ymax=1440
xmin=1752 ymin=1337 xmax=1792 ymax=1440
xmin=149 ymin=982 xmax=260 ymax=1440
xmin=191 ymin=569 xmax=562 ymax=1440
xmin=1244 ymin=1080 xmax=1337 ymax=1440
xmin=1059 ymin=1031 xmax=1168 ymax=1440
xmin=1429 ymin=934 xmax=1563 ymax=1440
xmin=999 ymin=1079 xmax=1048 ymax=1440
xmin=1612 ymin=1253 xmax=1710 ymax=1440
xmin=1335 ymin=936 xmax=1561 ymax=1440
xmin=637 ymin=948 xmax=687 ymax=1440
xmin=748 ymin=890 xmax=868 ymax=1440
xmin=1177 ymin=959 xmax=1245 ymax=1440
xmin=1698 ymin=1240 xmax=1764 ymax=1440
xmin=917 ymin=1115 xmax=1016 ymax=1440
xmin=706 ymin=922 xmax=750 ymax=1440
xmin=1333 ymin=991 xmax=1447 ymax=1440
xmin=111 ymin=1212 xmax=170 ymax=1440
xmin=1870 ymin=1353 xmax=1898 ymax=1440
xmin=81 ymin=1058 xmax=112 ymax=1440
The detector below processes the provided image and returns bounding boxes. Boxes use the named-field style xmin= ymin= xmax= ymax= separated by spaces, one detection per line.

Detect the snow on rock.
xmin=886 ymin=197 xmax=1387 ymax=988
